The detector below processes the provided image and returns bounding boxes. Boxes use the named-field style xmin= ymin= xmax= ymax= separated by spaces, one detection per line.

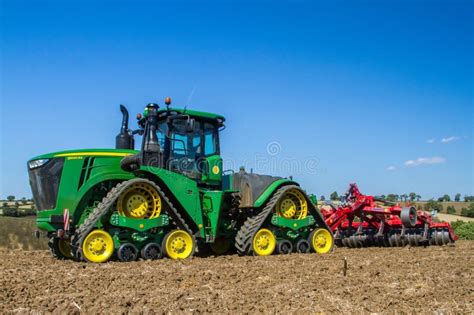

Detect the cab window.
xmin=203 ymin=123 xmax=218 ymax=156
xmin=170 ymin=119 xmax=201 ymax=159
xmin=157 ymin=122 xmax=168 ymax=151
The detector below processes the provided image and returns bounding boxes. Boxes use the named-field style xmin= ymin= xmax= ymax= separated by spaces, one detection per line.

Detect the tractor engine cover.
xmin=232 ymin=171 xmax=281 ymax=208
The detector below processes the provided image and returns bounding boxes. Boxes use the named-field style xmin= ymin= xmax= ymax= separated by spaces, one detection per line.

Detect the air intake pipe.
xmin=115 ymin=105 xmax=135 ymax=150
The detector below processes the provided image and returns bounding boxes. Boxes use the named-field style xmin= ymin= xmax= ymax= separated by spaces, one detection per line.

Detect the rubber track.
xmin=235 ymin=185 xmax=312 ymax=256
xmin=71 ymin=178 xmax=192 ymax=261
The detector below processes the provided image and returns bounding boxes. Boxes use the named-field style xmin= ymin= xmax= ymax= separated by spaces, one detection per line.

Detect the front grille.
xmin=28 ymin=158 xmax=64 ymax=211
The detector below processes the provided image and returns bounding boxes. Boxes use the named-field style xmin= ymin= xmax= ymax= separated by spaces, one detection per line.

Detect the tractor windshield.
xmin=166 ymin=118 xmax=219 ymax=178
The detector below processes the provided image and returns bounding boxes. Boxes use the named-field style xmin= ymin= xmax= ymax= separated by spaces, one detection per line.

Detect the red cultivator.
xmin=320 ymin=184 xmax=458 ymax=248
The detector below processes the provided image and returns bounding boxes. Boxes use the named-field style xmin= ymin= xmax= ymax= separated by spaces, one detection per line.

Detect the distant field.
xmin=411 ymin=201 xmax=470 ymax=215
xmin=0 ymin=200 xmax=35 ymax=210
xmin=0 ymin=200 xmax=36 ymax=217
xmin=0 ymin=200 xmax=35 ymax=205
xmin=0 ymin=216 xmax=48 ymax=250
xmin=436 ymin=213 xmax=474 ymax=223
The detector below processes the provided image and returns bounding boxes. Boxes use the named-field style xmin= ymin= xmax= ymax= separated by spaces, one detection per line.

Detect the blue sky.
xmin=1 ymin=0 xmax=473 ymax=200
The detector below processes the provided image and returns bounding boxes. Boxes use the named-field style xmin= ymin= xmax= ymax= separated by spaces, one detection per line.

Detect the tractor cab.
xmin=159 ymin=108 xmax=224 ymax=185
xmin=118 ymin=99 xmax=225 ymax=186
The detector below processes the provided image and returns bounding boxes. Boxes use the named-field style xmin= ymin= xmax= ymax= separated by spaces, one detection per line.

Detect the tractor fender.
xmin=253 ymin=179 xmax=331 ymax=232
xmin=253 ymin=179 xmax=298 ymax=208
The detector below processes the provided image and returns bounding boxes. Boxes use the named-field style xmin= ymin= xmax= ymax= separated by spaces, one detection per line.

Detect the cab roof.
xmin=158 ymin=108 xmax=225 ymax=122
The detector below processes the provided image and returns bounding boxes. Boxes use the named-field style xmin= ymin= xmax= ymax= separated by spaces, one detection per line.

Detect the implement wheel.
xmin=276 ymin=188 xmax=308 ymax=220
xmin=401 ymin=207 xmax=417 ymax=227
xmin=309 ymin=228 xmax=333 ymax=254
xmin=117 ymin=181 xmax=162 ymax=219
xmin=82 ymin=230 xmax=114 ymax=263
xmin=162 ymin=230 xmax=195 ymax=259
xmin=252 ymin=228 xmax=276 ymax=256
xmin=49 ymin=237 xmax=73 ymax=259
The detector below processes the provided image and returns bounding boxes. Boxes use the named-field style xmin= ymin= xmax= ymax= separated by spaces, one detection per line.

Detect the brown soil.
xmin=1 ymin=241 xmax=473 ymax=314
xmin=0 ymin=216 xmax=48 ymax=250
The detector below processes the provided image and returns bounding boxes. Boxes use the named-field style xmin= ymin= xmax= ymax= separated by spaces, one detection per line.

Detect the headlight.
xmin=28 ymin=159 xmax=50 ymax=169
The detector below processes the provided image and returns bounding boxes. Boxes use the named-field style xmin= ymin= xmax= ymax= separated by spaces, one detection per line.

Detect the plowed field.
xmin=1 ymin=241 xmax=472 ymax=313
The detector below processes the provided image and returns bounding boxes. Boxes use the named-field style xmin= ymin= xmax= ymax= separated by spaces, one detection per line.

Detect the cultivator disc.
xmin=335 ymin=227 xmax=454 ymax=248
xmin=430 ymin=230 xmax=451 ymax=246
xmin=117 ymin=182 xmax=162 ymax=219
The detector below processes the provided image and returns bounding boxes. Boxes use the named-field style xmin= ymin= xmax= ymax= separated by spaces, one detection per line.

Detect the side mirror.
xmin=186 ymin=118 xmax=195 ymax=133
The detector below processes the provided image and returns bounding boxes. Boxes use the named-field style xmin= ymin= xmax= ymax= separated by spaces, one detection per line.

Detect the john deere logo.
xmin=212 ymin=165 xmax=220 ymax=175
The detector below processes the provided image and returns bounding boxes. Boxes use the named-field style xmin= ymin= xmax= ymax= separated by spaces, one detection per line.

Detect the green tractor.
xmin=28 ymin=99 xmax=333 ymax=262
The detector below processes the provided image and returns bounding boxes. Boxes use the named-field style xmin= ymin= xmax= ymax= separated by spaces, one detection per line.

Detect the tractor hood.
xmin=27 ymin=148 xmax=138 ymax=212
xmin=29 ymin=148 xmax=138 ymax=161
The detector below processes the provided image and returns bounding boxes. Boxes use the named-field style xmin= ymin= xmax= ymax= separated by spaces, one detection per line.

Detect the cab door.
xmin=201 ymin=122 xmax=222 ymax=186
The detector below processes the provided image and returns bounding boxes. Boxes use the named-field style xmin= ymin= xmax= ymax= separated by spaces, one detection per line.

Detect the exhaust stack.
xmin=115 ymin=105 xmax=135 ymax=150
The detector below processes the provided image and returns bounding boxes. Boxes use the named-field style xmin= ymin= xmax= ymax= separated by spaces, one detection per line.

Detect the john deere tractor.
xmin=28 ymin=98 xmax=333 ymax=262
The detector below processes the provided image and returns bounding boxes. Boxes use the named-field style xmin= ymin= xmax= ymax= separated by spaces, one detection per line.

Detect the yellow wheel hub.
xmin=310 ymin=228 xmax=333 ymax=254
xmin=164 ymin=230 xmax=194 ymax=259
xmin=276 ymin=188 xmax=308 ymax=219
xmin=117 ymin=182 xmax=161 ymax=219
xmin=252 ymin=228 xmax=276 ymax=256
xmin=58 ymin=239 xmax=72 ymax=258
xmin=82 ymin=230 xmax=114 ymax=263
